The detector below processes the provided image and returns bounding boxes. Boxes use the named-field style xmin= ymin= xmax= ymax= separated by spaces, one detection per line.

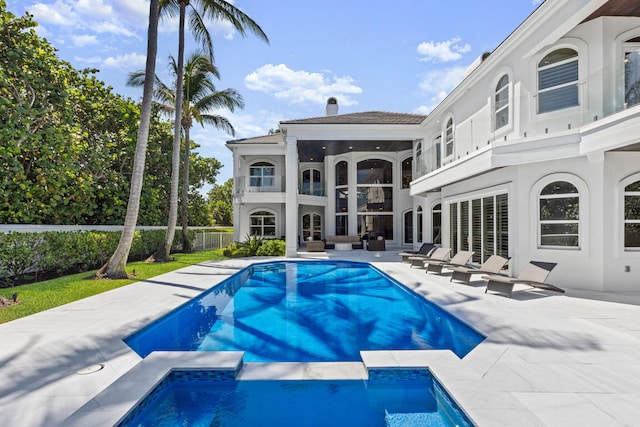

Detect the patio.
xmin=1 ymin=249 xmax=639 ymax=426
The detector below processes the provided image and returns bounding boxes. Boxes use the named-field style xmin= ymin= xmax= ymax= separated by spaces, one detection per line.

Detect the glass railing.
xmin=234 ymin=176 xmax=285 ymax=194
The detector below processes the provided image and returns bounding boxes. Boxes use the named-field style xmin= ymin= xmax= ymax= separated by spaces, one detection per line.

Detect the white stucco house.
xmin=227 ymin=0 xmax=640 ymax=292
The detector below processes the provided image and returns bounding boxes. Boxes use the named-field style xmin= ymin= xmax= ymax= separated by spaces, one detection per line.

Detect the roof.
xmin=226 ymin=133 xmax=283 ymax=145
xmin=280 ymin=111 xmax=427 ymax=125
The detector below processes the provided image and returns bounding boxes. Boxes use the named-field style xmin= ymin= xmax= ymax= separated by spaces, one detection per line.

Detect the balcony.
xmin=234 ymin=175 xmax=285 ymax=194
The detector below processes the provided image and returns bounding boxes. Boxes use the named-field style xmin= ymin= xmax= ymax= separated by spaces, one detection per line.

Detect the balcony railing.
xmin=234 ymin=175 xmax=285 ymax=195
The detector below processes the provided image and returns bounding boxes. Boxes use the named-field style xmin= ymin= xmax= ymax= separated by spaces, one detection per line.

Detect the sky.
xmin=7 ymin=0 xmax=544 ymax=185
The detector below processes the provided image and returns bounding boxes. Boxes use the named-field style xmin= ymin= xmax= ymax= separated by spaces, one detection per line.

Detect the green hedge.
xmin=222 ymin=236 xmax=285 ymax=258
xmin=0 ymin=229 xmax=193 ymax=287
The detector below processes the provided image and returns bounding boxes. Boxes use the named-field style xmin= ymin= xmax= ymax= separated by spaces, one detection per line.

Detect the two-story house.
xmin=227 ymin=0 xmax=640 ymax=292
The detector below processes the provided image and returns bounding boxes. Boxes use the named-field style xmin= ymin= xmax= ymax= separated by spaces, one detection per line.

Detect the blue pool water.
xmin=125 ymin=261 xmax=484 ymax=361
xmin=116 ymin=369 xmax=475 ymax=427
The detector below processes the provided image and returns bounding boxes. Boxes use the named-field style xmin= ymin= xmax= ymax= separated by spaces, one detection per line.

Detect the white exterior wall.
xmin=603 ymin=152 xmax=640 ymax=291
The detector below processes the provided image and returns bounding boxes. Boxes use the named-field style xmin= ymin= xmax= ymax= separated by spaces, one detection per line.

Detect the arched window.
xmin=250 ymin=210 xmax=276 ymax=237
xmin=401 ymin=157 xmax=412 ymax=189
xmin=624 ymin=37 xmax=640 ymax=108
xmin=432 ymin=203 xmax=442 ymax=244
xmin=335 ymin=161 xmax=348 ymax=186
xmin=538 ymin=48 xmax=579 ymax=113
xmin=249 ymin=162 xmax=275 ymax=188
xmin=302 ymin=168 xmax=322 ymax=196
xmin=539 ymin=181 xmax=579 ymax=247
xmin=624 ymin=180 xmax=640 ymax=249
xmin=444 ymin=118 xmax=454 ymax=157
xmin=495 ymin=75 xmax=509 ymax=130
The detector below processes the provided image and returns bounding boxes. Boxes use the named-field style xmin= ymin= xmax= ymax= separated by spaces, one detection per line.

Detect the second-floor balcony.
xmin=234 ymin=175 xmax=285 ymax=195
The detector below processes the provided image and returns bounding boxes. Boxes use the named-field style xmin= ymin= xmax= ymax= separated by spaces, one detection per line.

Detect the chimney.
xmin=326 ymin=97 xmax=338 ymax=116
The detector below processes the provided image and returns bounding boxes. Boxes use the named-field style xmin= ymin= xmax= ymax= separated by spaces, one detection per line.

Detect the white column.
xmin=285 ymin=136 xmax=299 ymax=257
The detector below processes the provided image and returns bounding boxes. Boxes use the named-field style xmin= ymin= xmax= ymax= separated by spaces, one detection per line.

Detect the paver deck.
xmin=1 ymin=250 xmax=639 ymax=426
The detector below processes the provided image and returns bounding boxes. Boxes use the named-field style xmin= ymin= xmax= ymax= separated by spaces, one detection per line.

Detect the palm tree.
xmin=150 ymin=0 xmax=268 ymax=260
xmin=128 ymin=52 xmax=244 ymax=252
xmin=97 ymin=0 xmax=160 ymax=278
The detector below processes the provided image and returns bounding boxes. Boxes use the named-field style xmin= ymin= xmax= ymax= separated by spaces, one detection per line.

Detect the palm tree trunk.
xmin=182 ymin=125 xmax=191 ymax=252
xmin=97 ymin=0 xmax=159 ymax=278
xmin=153 ymin=0 xmax=187 ymax=262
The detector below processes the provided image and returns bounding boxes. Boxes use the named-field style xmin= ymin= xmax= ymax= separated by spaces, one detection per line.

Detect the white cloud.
xmin=245 ymin=64 xmax=362 ymax=106
xmin=416 ymin=66 xmax=467 ymax=114
xmin=29 ymin=1 xmax=75 ymax=25
xmin=26 ymin=0 xmax=145 ymax=40
xmin=71 ymin=34 xmax=97 ymax=47
xmin=102 ymin=52 xmax=147 ymax=68
xmin=417 ymin=37 xmax=471 ymax=63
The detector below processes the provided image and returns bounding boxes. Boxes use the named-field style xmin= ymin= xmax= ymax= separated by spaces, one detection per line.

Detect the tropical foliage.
xmin=209 ymin=178 xmax=234 ymax=225
xmin=0 ymin=3 xmax=221 ymax=227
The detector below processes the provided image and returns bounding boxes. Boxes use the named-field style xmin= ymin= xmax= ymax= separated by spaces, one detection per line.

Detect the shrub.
xmin=256 ymin=239 xmax=285 ymax=256
xmin=0 ymin=229 xmax=189 ymax=287
xmin=222 ymin=235 xmax=284 ymax=258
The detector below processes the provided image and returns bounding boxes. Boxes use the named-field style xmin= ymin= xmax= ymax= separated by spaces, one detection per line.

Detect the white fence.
xmin=1 ymin=225 xmax=234 ymax=250
xmin=192 ymin=232 xmax=235 ymax=250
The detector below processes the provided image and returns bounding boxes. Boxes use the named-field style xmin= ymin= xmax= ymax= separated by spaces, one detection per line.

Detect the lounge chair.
xmin=448 ymin=255 xmax=510 ymax=285
xmin=399 ymin=243 xmax=436 ymax=262
xmin=482 ymin=261 xmax=563 ymax=297
xmin=408 ymin=247 xmax=451 ymax=268
xmin=424 ymin=250 xmax=474 ymax=275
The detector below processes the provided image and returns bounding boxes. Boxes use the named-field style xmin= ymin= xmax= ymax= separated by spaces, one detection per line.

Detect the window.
xmin=538 ymin=48 xmax=579 ymax=113
xmin=417 ymin=206 xmax=423 ymax=243
xmin=336 ymin=161 xmax=348 ymax=186
xmin=495 ymin=75 xmax=509 ymax=130
xmin=357 ymin=159 xmax=393 ymax=240
xmin=249 ymin=162 xmax=275 ymax=187
xmin=250 ymin=210 xmax=276 ymax=237
xmin=460 ymin=201 xmax=469 ymax=251
xmin=424 ymin=136 xmax=442 ymax=174
xmin=450 ymin=202 xmax=458 ymax=254
xmin=335 ymin=188 xmax=348 ymax=213
xmin=335 ymin=160 xmax=349 ymax=235
xmin=444 ymin=118 xmax=454 ymax=157
xmin=403 ymin=210 xmax=413 ymax=244
xmin=415 ymin=140 xmax=424 ymax=176
xmin=624 ymin=39 xmax=640 ymax=108
xmin=302 ymin=168 xmax=322 ymax=196
xmin=449 ymin=194 xmax=508 ymax=263
xmin=401 ymin=157 xmax=412 ymax=189
xmin=432 ymin=204 xmax=441 ymax=244
xmin=539 ymin=181 xmax=579 ymax=247
xmin=496 ymin=194 xmax=509 ymax=258
xmin=625 ymin=180 xmax=640 ymax=249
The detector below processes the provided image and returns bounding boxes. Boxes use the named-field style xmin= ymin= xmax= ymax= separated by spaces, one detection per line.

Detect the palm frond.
xmin=197 ymin=0 xmax=269 ymax=44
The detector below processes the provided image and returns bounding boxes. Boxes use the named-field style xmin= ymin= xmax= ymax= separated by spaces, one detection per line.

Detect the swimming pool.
xmin=115 ymin=368 xmax=475 ymax=427
xmin=125 ymin=261 xmax=484 ymax=361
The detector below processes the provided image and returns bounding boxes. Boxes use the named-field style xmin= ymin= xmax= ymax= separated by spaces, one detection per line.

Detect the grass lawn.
xmin=0 ymin=249 xmax=227 ymax=324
